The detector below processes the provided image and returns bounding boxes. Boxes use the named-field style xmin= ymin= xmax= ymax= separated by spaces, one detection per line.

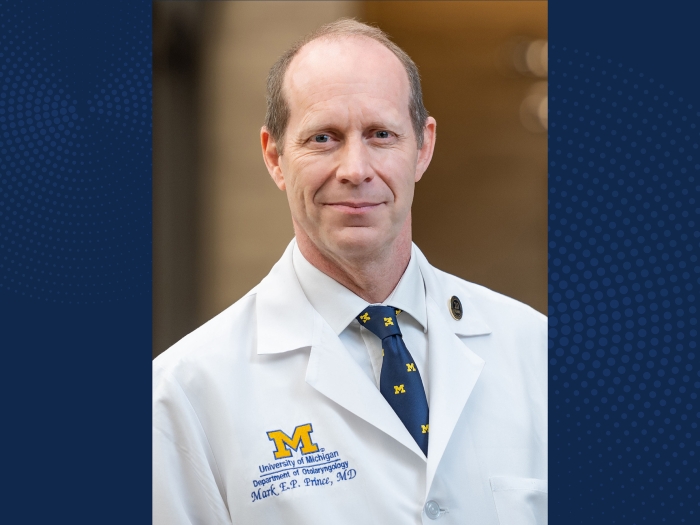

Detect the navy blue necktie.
xmin=357 ymin=305 xmax=429 ymax=456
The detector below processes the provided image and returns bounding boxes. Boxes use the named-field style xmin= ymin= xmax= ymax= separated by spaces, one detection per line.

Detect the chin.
xmin=323 ymin=227 xmax=392 ymax=260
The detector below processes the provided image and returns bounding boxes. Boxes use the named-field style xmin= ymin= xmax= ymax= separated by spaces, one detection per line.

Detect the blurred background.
xmin=153 ymin=1 xmax=548 ymax=357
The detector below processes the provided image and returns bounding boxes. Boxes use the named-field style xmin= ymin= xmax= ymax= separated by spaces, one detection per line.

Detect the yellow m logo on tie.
xmin=384 ymin=317 xmax=394 ymax=326
xmin=406 ymin=363 xmax=416 ymax=372
xmin=421 ymin=424 xmax=429 ymax=434
xmin=394 ymin=384 xmax=406 ymax=394
xmin=266 ymin=423 xmax=320 ymax=459
xmin=359 ymin=313 xmax=370 ymax=323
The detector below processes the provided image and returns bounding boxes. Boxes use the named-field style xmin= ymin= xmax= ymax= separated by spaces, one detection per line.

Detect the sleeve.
xmin=153 ymin=364 xmax=232 ymax=525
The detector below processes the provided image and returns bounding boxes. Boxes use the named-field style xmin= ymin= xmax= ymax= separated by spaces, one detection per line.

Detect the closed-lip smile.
xmin=325 ymin=201 xmax=383 ymax=213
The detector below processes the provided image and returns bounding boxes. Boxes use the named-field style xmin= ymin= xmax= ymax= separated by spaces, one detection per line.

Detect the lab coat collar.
xmin=254 ymin=240 xmax=491 ymax=355
xmin=254 ymin=240 xmax=317 ymax=355
xmin=412 ymin=244 xmax=492 ymax=337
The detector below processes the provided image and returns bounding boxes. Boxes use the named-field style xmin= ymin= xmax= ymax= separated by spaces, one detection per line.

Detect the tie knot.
xmin=356 ymin=305 xmax=403 ymax=339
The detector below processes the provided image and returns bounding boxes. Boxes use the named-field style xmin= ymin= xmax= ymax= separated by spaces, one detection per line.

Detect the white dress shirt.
xmin=292 ymin=242 xmax=430 ymax=402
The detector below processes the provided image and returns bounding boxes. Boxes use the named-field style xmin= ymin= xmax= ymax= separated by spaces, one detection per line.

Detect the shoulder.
xmin=153 ymin=291 xmax=258 ymax=384
xmin=413 ymin=244 xmax=546 ymax=336
xmin=432 ymin=266 xmax=547 ymax=335
xmin=427 ymin=266 xmax=547 ymax=391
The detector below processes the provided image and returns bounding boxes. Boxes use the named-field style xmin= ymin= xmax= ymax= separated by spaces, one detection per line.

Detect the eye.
xmin=375 ymin=130 xmax=390 ymax=139
xmin=313 ymin=134 xmax=330 ymax=143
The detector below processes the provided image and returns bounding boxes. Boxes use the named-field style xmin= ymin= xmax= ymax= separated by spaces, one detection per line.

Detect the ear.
xmin=261 ymin=126 xmax=285 ymax=191
xmin=414 ymin=116 xmax=437 ymax=183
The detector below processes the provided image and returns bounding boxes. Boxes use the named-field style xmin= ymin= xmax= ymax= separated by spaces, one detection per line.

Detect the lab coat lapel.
xmin=305 ymin=319 xmax=426 ymax=460
xmin=256 ymin=240 xmax=425 ymax=459
xmin=414 ymin=246 xmax=488 ymax=493
xmin=424 ymin=296 xmax=485 ymax=492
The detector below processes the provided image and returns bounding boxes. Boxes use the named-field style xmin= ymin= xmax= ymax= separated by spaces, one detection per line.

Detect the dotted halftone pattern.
xmin=0 ymin=3 xmax=151 ymax=303
xmin=550 ymin=45 xmax=699 ymax=523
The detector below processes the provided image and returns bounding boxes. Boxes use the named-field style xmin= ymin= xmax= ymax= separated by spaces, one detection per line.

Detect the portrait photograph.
xmin=152 ymin=2 xmax=548 ymax=523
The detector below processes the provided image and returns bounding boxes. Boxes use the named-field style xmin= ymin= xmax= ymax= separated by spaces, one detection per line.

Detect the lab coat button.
xmin=424 ymin=500 xmax=441 ymax=520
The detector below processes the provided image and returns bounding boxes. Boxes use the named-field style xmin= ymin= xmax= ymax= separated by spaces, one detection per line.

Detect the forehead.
xmin=283 ymin=35 xmax=411 ymax=120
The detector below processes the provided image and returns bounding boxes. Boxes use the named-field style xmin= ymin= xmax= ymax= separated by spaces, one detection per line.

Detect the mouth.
xmin=324 ymin=201 xmax=384 ymax=214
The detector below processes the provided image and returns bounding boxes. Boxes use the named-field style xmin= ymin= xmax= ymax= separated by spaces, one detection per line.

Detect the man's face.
xmin=263 ymin=36 xmax=436 ymax=262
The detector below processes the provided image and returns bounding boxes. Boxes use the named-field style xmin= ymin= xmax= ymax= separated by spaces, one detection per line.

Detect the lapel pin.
xmin=449 ymin=296 xmax=463 ymax=320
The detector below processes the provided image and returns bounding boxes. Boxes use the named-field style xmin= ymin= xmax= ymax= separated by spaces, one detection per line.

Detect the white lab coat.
xmin=153 ymin=241 xmax=547 ymax=524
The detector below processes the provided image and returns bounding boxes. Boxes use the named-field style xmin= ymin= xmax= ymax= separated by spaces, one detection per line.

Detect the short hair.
xmin=264 ymin=18 xmax=429 ymax=153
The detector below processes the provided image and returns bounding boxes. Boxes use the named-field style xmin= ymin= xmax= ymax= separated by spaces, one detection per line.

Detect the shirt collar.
xmin=293 ymin=241 xmax=427 ymax=335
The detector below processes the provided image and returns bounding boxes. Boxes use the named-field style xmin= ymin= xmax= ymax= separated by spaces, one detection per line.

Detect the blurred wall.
xmin=153 ymin=1 xmax=547 ymax=357
xmin=153 ymin=2 xmax=205 ymax=358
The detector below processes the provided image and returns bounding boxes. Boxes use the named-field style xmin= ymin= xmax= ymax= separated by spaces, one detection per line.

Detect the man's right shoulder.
xmin=153 ymin=289 xmax=259 ymax=379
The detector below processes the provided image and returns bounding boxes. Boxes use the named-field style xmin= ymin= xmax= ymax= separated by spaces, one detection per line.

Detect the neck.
xmin=294 ymin=220 xmax=412 ymax=304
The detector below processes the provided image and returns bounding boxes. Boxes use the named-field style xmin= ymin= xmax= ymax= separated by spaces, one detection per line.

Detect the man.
xmin=153 ymin=19 xmax=547 ymax=524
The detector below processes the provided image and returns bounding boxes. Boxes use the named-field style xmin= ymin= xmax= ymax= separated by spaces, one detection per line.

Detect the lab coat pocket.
xmin=489 ymin=476 xmax=547 ymax=525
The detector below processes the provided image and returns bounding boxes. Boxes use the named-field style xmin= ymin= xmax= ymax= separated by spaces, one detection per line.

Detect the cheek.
xmin=374 ymin=156 xmax=416 ymax=204
xmin=393 ymin=180 xmax=415 ymax=214
xmin=286 ymin=157 xmax=330 ymax=212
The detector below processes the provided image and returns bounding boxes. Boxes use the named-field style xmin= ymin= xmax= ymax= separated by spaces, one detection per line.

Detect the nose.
xmin=335 ymin=135 xmax=373 ymax=185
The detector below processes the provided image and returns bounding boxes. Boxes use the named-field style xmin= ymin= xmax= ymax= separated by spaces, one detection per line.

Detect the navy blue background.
xmin=1 ymin=0 xmax=698 ymax=523
xmin=550 ymin=1 xmax=699 ymax=523
xmin=0 ymin=0 xmax=151 ymax=522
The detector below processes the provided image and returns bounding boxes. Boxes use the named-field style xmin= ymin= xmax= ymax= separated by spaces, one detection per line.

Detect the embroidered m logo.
xmin=267 ymin=423 xmax=320 ymax=459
